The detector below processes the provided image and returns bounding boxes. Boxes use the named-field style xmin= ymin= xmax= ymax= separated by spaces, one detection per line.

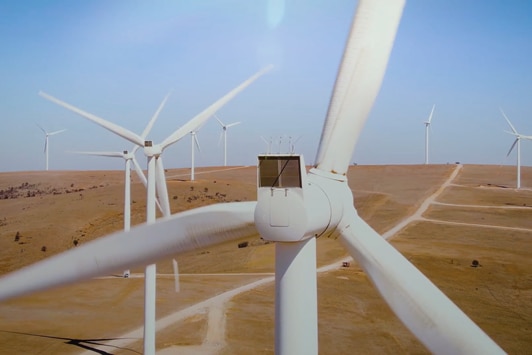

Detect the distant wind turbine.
xmin=215 ymin=114 xmax=241 ymax=166
xmin=261 ymin=136 xmax=273 ymax=154
xmin=71 ymin=97 xmax=168 ymax=276
xmin=190 ymin=130 xmax=201 ymax=181
xmin=500 ymin=108 xmax=532 ymax=189
xmin=288 ymin=135 xmax=302 ymax=154
xmin=423 ymin=104 xmax=435 ymax=165
xmin=36 ymin=124 xmax=66 ymax=171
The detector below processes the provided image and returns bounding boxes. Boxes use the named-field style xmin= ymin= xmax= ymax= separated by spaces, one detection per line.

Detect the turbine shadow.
xmin=0 ymin=330 xmax=141 ymax=354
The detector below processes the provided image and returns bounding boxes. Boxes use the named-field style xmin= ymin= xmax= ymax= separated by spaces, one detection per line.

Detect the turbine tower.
xmin=37 ymin=124 xmax=66 ymax=171
xmin=500 ymin=108 xmax=532 ymax=189
xmin=215 ymin=114 xmax=241 ymax=166
xmin=0 ymin=2 xmax=505 ymax=355
xmin=423 ymin=104 xmax=435 ymax=165
xmin=37 ymin=66 xmax=271 ymax=355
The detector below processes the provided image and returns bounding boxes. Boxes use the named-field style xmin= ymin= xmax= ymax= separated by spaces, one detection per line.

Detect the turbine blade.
xmin=160 ymin=65 xmax=273 ymax=150
xmin=39 ymin=91 xmax=144 ymax=147
xmin=155 ymin=157 xmax=171 ymax=217
xmin=132 ymin=157 xmax=148 ymax=187
xmin=194 ymin=134 xmax=201 ymax=152
xmin=141 ymin=92 xmax=171 ymax=139
xmin=427 ymin=104 xmax=435 ymax=124
xmin=314 ymin=0 xmax=405 ymax=175
xmin=36 ymin=123 xmax=46 ymax=134
xmin=507 ymin=138 xmax=518 ymax=157
xmin=0 ymin=202 xmax=257 ymax=302
xmin=48 ymin=129 xmax=67 ymax=136
xmin=227 ymin=121 xmax=241 ymax=128
xmin=217 ymin=131 xmax=224 ymax=146
xmin=214 ymin=114 xmax=225 ymax=127
xmin=339 ymin=210 xmax=504 ymax=354
xmin=71 ymin=151 xmax=125 ymax=158
xmin=43 ymin=138 xmax=47 ymax=153
xmin=499 ymin=108 xmax=518 ymax=134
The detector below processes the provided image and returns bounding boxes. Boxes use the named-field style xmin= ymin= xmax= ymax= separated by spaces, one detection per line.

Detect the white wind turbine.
xmin=36 ymin=124 xmax=66 ymax=171
xmin=500 ymin=108 xmax=532 ymax=189
xmin=0 ymin=2 xmax=505 ymax=355
xmin=189 ymin=130 xmax=201 ymax=181
xmin=36 ymin=66 xmax=271 ymax=355
xmin=71 ymin=96 xmax=169 ymax=277
xmin=423 ymin=104 xmax=435 ymax=164
xmin=215 ymin=114 xmax=241 ymax=166
xmin=260 ymin=135 xmax=273 ymax=154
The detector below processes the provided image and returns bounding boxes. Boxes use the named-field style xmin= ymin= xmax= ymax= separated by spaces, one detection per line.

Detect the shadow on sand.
xmin=0 ymin=330 xmax=141 ymax=354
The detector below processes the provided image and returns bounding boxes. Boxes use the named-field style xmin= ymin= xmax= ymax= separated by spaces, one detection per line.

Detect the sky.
xmin=0 ymin=0 xmax=531 ymax=172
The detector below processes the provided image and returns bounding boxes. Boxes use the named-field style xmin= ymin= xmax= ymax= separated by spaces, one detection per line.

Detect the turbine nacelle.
xmin=143 ymin=141 xmax=162 ymax=157
xmin=254 ymin=154 xmax=347 ymax=243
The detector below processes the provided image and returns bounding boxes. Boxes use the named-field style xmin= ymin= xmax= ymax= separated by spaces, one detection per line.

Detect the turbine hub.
xmin=255 ymin=154 xmax=340 ymax=242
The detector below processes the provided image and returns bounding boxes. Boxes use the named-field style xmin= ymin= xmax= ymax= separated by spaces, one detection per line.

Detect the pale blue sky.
xmin=1 ymin=0 xmax=531 ymax=172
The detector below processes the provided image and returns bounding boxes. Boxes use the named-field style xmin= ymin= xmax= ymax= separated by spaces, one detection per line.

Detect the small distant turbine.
xmin=288 ymin=135 xmax=302 ymax=154
xmin=37 ymin=124 xmax=66 ymax=171
xmin=500 ymin=108 xmax=532 ymax=189
xmin=190 ymin=130 xmax=201 ymax=181
xmin=261 ymin=136 xmax=273 ymax=154
xmin=215 ymin=114 xmax=241 ymax=166
xmin=423 ymin=104 xmax=435 ymax=165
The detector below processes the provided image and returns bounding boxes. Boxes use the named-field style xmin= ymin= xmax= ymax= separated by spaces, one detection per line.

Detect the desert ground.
xmin=0 ymin=164 xmax=530 ymax=354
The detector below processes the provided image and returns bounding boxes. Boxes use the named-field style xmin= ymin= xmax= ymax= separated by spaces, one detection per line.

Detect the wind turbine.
xmin=0 ymin=2 xmax=505 ymax=355
xmin=70 ymin=96 xmax=169 ymax=277
xmin=500 ymin=108 xmax=532 ymax=189
xmin=260 ymin=136 xmax=273 ymax=154
xmin=36 ymin=66 xmax=271 ymax=355
xmin=215 ymin=114 xmax=241 ymax=166
xmin=190 ymin=130 xmax=201 ymax=181
xmin=36 ymin=124 xmax=66 ymax=171
xmin=423 ymin=104 xmax=435 ymax=165
xmin=287 ymin=135 xmax=302 ymax=154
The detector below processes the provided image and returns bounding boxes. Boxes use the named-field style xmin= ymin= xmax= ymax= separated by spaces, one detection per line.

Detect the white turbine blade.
xmin=132 ymin=156 xmax=148 ymax=186
xmin=194 ymin=133 xmax=202 ymax=152
xmin=506 ymin=138 xmax=518 ymax=157
xmin=43 ymin=138 xmax=47 ymax=153
xmin=338 ymin=210 xmax=504 ymax=354
xmin=160 ymin=65 xmax=273 ymax=150
xmin=36 ymin=123 xmax=46 ymax=134
xmin=71 ymin=151 xmax=125 ymax=158
xmin=427 ymin=104 xmax=435 ymax=124
xmin=227 ymin=121 xmax=241 ymax=128
xmin=155 ymin=157 xmax=171 ymax=217
xmin=217 ymin=131 xmax=224 ymax=146
xmin=499 ymin=108 xmax=518 ymax=134
xmin=214 ymin=114 xmax=225 ymax=127
xmin=39 ymin=91 xmax=144 ymax=147
xmin=0 ymin=202 xmax=257 ymax=302
xmin=141 ymin=92 xmax=171 ymax=139
xmin=314 ymin=0 xmax=405 ymax=175
xmin=48 ymin=128 xmax=67 ymax=136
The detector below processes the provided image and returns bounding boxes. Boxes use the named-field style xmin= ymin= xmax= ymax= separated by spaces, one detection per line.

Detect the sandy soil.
xmin=0 ymin=164 xmax=530 ymax=354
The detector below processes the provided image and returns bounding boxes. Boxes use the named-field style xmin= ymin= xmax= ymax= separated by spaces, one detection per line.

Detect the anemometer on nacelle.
xmin=254 ymin=154 xmax=332 ymax=243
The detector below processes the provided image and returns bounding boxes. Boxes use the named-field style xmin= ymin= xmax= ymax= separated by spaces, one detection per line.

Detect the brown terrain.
xmin=0 ymin=164 xmax=530 ymax=354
